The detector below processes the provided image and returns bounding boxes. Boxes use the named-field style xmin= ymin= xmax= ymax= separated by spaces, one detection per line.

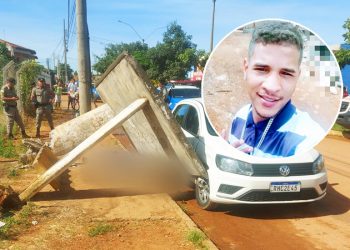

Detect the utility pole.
xmin=210 ymin=0 xmax=216 ymax=52
xmin=57 ymin=59 xmax=61 ymax=79
xmin=46 ymin=58 xmax=50 ymax=70
xmin=63 ymin=19 xmax=68 ymax=83
xmin=76 ymin=0 xmax=91 ymax=114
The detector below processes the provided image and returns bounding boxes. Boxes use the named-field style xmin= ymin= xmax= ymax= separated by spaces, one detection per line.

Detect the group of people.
xmin=53 ymin=78 xmax=79 ymax=110
xmin=1 ymin=77 xmax=79 ymax=139
xmin=1 ymin=77 xmax=55 ymax=139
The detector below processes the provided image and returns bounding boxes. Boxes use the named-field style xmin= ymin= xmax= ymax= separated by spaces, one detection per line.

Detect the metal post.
xmin=63 ymin=19 xmax=68 ymax=83
xmin=210 ymin=0 xmax=216 ymax=52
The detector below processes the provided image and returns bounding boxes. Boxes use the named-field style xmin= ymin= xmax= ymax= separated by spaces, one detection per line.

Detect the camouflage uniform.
xmin=31 ymin=85 xmax=54 ymax=137
xmin=0 ymin=84 xmax=28 ymax=138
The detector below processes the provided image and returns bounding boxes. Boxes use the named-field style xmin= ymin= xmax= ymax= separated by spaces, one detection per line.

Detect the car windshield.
xmin=172 ymin=88 xmax=201 ymax=98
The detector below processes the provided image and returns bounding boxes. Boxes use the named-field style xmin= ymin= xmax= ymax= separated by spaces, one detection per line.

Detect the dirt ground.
xmin=0 ymin=95 xmax=215 ymax=250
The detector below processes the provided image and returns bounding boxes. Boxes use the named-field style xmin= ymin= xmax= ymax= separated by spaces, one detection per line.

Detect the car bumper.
xmin=208 ymin=168 xmax=328 ymax=204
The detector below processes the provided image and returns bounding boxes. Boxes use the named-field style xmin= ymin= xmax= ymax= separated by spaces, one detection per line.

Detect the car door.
xmin=173 ymin=104 xmax=200 ymax=151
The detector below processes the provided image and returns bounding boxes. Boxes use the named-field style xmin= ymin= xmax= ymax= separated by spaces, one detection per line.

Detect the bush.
xmin=18 ymin=60 xmax=44 ymax=116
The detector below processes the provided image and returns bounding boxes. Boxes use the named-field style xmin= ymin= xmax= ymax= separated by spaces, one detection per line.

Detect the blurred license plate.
xmin=270 ymin=182 xmax=301 ymax=193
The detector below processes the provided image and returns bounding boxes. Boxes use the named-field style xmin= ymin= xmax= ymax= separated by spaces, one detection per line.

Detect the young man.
xmin=227 ymin=22 xmax=325 ymax=157
xmin=31 ymin=78 xmax=55 ymax=138
xmin=67 ymin=78 xmax=78 ymax=109
xmin=0 ymin=78 xmax=29 ymax=139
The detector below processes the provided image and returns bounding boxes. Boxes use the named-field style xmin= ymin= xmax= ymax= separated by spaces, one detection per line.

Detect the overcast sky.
xmin=0 ymin=0 xmax=349 ymax=71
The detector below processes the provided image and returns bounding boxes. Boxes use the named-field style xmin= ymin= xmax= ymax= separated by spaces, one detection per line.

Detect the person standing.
xmin=54 ymin=79 xmax=63 ymax=109
xmin=0 ymin=78 xmax=29 ymax=139
xmin=31 ymin=78 xmax=55 ymax=138
xmin=67 ymin=78 xmax=77 ymax=109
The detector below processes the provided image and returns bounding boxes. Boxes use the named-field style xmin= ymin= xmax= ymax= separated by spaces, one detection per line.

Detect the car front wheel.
xmin=195 ymin=177 xmax=217 ymax=210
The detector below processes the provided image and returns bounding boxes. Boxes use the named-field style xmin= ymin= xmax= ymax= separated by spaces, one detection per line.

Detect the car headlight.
xmin=312 ymin=155 xmax=325 ymax=174
xmin=215 ymin=154 xmax=253 ymax=176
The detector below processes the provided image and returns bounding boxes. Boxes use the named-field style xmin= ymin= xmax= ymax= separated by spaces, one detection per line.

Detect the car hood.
xmin=203 ymin=134 xmax=320 ymax=164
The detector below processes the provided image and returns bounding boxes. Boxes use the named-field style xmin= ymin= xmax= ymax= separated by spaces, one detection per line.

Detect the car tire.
xmin=195 ymin=177 xmax=217 ymax=210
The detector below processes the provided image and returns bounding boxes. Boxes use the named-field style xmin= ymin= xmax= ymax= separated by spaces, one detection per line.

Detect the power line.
xmin=67 ymin=0 xmax=76 ymax=44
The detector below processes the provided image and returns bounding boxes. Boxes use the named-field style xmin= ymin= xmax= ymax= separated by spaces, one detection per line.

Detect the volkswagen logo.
xmin=279 ymin=165 xmax=290 ymax=176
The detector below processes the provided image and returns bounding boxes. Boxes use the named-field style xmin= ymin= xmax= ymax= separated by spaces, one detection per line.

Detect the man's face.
xmin=37 ymin=81 xmax=44 ymax=88
xmin=243 ymin=43 xmax=301 ymax=123
xmin=7 ymin=81 xmax=15 ymax=88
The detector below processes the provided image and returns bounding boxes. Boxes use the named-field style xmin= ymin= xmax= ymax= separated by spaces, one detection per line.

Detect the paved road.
xmin=184 ymin=136 xmax=350 ymax=250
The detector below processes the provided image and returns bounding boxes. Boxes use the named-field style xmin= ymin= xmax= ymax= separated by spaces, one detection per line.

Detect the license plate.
xmin=270 ymin=182 xmax=301 ymax=193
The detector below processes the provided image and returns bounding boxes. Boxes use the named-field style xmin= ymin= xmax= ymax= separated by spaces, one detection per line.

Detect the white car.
xmin=172 ymin=99 xmax=328 ymax=210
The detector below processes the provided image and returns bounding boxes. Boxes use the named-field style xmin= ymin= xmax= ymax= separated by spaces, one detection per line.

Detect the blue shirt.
xmin=228 ymin=101 xmax=325 ymax=157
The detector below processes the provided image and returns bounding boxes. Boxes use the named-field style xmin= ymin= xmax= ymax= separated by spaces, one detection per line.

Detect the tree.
xmin=0 ymin=43 xmax=14 ymax=85
xmin=334 ymin=49 xmax=350 ymax=69
xmin=342 ymin=18 xmax=350 ymax=44
xmin=335 ymin=18 xmax=350 ymax=69
xmin=93 ymin=41 xmax=149 ymax=74
xmin=93 ymin=22 xmax=201 ymax=83
xmin=55 ymin=63 xmax=74 ymax=82
xmin=147 ymin=22 xmax=197 ymax=82
xmin=195 ymin=49 xmax=210 ymax=71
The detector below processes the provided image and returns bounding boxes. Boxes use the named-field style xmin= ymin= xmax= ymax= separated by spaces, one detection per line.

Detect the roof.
xmin=0 ymin=39 xmax=36 ymax=54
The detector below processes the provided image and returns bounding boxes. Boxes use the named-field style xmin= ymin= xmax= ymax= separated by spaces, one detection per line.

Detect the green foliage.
xmin=7 ymin=169 xmax=18 ymax=178
xmin=55 ymin=63 xmax=74 ymax=82
xmin=332 ymin=123 xmax=348 ymax=132
xmin=93 ymin=41 xmax=148 ymax=74
xmin=0 ymin=125 xmax=17 ymax=158
xmin=0 ymin=43 xmax=14 ymax=86
xmin=147 ymin=22 xmax=197 ymax=82
xmin=0 ymin=203 xmax=35 ymax=240
xmin=334 ymin=49 xmax=350 ymax=69
xmin=186 ymin=230 xmax=207 ymax=249
xmin=342 ymin=18 xmax=350 ymax=44
xmin=18 ymin=60 xmax=44 ymax=115
xmin=196 ymin=50 xmax=210 ymax=71
xmin=88 ymin=223 xmax=113 ymax=237
xmin=93 ymin=22 xmax=203 ymax=83
xmin=335 ymin=18 xmax=350 ymax=69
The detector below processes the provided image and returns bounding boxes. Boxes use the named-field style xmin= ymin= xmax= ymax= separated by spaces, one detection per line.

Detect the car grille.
xmin=251 ymin=163 xmax=314 ymax=176
xmin=237 ymin=188 xmax=320 ymax=202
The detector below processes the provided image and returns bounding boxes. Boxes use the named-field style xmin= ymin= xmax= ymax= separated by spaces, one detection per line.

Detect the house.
xmin=0 ymin=39 xmax=37 ymax=62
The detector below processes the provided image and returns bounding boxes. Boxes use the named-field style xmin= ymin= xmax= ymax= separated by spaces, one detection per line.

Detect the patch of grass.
xmin=332 ymin=123 xmax=348 ymax=132
xmin=0 ymin=125 xmax=18 ymax=158
xmin=7 ymin=169 xmax=18 ymax=178
xmin=0 ymin=202 xmax=36 ymax=240
xmin=186 ymin=229 xmax=207 ymax=249
xmin=88 ymin=223 xmax=114 ymax=237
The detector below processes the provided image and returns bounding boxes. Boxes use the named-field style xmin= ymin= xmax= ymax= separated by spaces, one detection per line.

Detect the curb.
xmin=327 ymin=130 xmax=344 ymax=137
xmin=165 ymin=195 xmax=218 ymax=250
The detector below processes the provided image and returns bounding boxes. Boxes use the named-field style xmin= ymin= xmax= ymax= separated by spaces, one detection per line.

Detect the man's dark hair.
xmin=38 ymin=78 xmax=46 ymax=83
xmin=6 ymin=77 xmax=16 ymax=84
xmin=248 ymin=21 xmax=304 ymax=64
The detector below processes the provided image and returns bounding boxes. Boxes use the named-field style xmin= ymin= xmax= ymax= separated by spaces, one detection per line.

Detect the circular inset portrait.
xmin=203 ymin=19 xmax=343 ymax=158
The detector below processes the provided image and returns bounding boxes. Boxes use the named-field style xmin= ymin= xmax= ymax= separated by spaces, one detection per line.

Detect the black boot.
xmin=21 ymin=130 xmax=29 ymax=138
xmin=35 ymin=129 xmax=40 ymax=138
xmin=7 ymin=134 xmax=14 ymax=139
